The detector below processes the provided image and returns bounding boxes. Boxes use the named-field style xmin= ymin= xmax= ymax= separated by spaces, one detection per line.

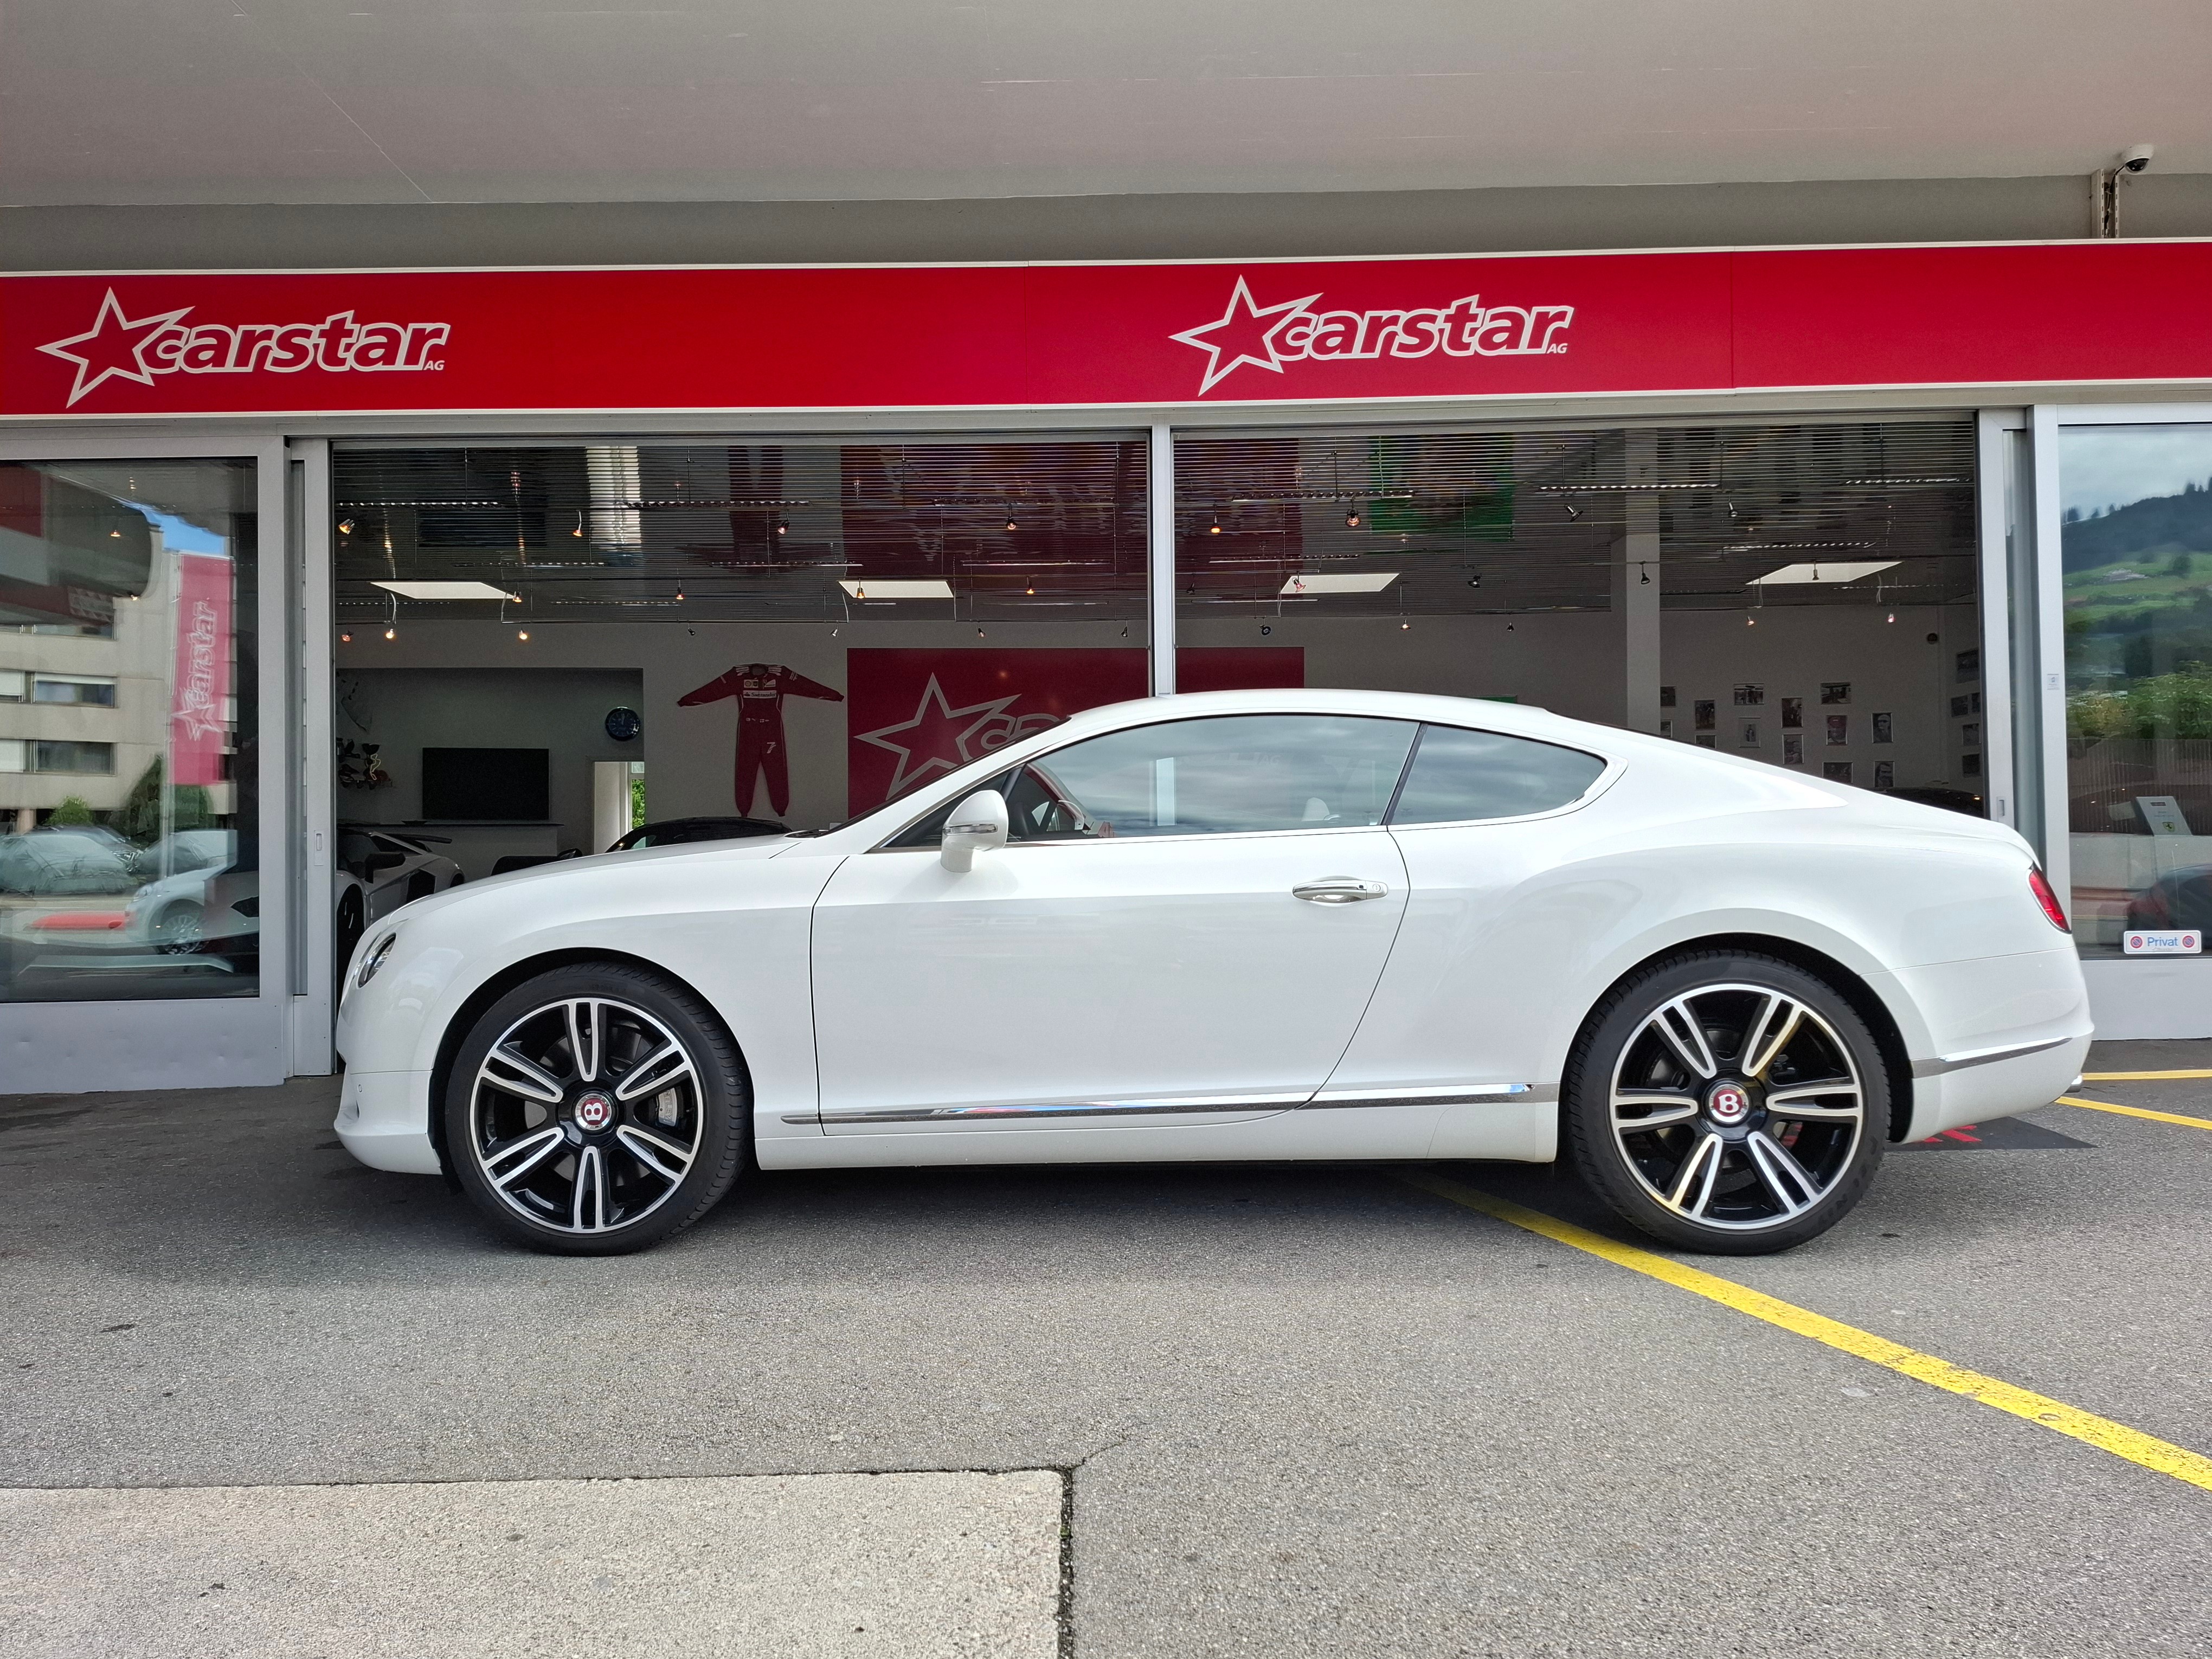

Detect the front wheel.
xmin=1563 ymin=951 xmax=1888 ymax=1255
xmin=444 ymin=962 xmax=749 ymax=1254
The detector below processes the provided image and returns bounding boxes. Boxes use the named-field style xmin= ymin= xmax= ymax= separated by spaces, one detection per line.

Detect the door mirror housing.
xmin=940 ymin=789 xmax=1009 ymax=872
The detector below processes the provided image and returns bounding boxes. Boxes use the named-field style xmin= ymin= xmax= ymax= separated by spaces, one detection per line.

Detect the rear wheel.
xmin=1564 ymin=951 xmax=1887 ymax=1255
xmin=444 ymin=962 xmax=748 ymax=1255
xmin=150 ymin=901 xmax=203 ymax=954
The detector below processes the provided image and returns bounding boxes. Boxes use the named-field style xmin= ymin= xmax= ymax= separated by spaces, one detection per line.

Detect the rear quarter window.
xmin=1389 ymin=724 xmax=1608 ymax=825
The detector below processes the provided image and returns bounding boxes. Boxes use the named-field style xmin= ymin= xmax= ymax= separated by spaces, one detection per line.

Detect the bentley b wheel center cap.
xmin=575 ymin=1092 xmax=615 ymax=1132
xmin=1705 ymin=1082 xmax=1753 ymax=1125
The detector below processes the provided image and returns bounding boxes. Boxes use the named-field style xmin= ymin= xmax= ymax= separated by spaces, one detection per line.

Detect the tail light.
xmin=2028 ymin=866 xmax=2070 ymax=933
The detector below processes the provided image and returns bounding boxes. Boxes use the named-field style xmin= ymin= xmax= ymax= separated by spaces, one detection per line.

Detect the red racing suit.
xmin=677 ymin=664 xmax=843 ymax=817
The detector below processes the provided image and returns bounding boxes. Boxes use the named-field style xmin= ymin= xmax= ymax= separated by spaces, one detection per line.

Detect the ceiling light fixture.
xmin=776 ymin=519 xmax=788 ymax=536
xmin=1344 ymin=509 xmax=1361 ymax=529
xmin=339 ymin=631 xmax=352 ymax=644
xmin=338 ymin=519 xmax=355 ymax=535
xmin=371 ymin=580 xmax=523 ymax=602
xmin=1209 ymin=518 xmax=1222 ymax=535
xmin=838 ymin=578 xmax=954 ymax=600
xmin=1280 ymin=571 xmax=1399 ymax=595
xmin=1747 ymin=560 xmax=1900 ymax=587
xmin=517 ymin=628 xmax=530 ymax=641
xmin=573 ymin=511 xmax=584 ymax=538
xmin=384 ymin=626 xmax=397 ymax=641
xmin=1004 ymin=513 xmax=1018 ymax=532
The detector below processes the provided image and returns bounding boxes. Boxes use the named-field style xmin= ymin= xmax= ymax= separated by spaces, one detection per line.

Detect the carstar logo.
xmin=37 ymin=288 xmax=453 ymax=407
xmin=1170 ymin=275 xmax=1574 ymax=394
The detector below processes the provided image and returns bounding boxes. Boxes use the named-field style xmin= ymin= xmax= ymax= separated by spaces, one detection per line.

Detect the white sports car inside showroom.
xmin=333 ymin=689 xmax=2092 ymax=1256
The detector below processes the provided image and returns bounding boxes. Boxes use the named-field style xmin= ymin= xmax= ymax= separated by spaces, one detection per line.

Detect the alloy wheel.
xmin=1607 ymin=982 xmax=1865 ymax=1233
xmin=466 ymin=995 xmax=703 ymax=1237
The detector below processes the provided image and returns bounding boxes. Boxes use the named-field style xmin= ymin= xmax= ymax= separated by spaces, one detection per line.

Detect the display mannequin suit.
xmin=677 ymin=664 xmax=843 ymax=817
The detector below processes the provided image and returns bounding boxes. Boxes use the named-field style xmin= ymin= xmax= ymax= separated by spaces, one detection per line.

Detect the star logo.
xmin=857 ymin=676 xmax=1020 ymax=800
xmin=36 ymin=289 xmax=196 ymax=407
xmin=1169 ymin=276 xmax=1320 ymax=394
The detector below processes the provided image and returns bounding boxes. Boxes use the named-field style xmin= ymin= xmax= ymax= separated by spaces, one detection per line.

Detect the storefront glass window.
xmin=326 ymin=441 xmax=1147 ymax=918
xmin=1173 ymin=420 xmax=1981 ymax=812
xmin=0 ymin=458 xmax=259 ymax=1001
xmin=2059 ymin=423 xmax=2212 ymax=956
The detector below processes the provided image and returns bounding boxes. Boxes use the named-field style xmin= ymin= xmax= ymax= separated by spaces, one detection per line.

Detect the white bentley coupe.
xmin=334 ymin=689 xmax=2091 ymax=1256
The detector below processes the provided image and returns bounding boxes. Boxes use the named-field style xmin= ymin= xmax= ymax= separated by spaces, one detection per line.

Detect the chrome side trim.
xmin=1911 ymin=1034 xmax=2075 ymax=1079
xmin=802 ymin=1091 xmax=1309 ymax=1127
xmin=1304 ymin=1083 xmax=1543 ymax=1109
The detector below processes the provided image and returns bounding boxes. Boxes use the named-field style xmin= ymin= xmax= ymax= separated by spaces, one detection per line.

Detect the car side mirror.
xmin=940 ymin=788 xmax=1009 ymax=873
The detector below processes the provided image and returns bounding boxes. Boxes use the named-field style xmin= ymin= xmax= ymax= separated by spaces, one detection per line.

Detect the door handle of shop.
xmin=1293 ymin=878 xmax=1390 ymax=904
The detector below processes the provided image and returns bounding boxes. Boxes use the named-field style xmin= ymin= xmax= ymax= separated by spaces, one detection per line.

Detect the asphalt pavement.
xmin=3 ymin=1043 xmax=2210 ymax=1657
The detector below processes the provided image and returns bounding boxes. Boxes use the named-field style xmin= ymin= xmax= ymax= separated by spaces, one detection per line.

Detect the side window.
xmin=1389 ymin=724 xmax=1607 ymax=825
xmin=1009 ymin=714 xmax=1417 ymax=839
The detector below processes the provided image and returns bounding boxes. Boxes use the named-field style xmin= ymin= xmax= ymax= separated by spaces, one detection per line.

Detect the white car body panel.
xmin=332 ymin=688 xmax=2093 ymax=1181
xmin=810 ymin=828 xmax=1409 ymax=1131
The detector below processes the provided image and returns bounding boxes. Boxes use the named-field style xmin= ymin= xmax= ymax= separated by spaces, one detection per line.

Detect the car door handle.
xmin=1293 ymin=878 xmax=1390 ymax=904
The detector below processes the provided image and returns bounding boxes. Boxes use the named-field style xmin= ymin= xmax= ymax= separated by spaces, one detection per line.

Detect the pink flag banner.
xmin=169 ymin=551 xmax=232 ymax=786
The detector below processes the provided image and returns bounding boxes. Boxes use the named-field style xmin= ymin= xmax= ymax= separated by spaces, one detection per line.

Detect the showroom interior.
xmin=9 ymin=404 xmax=2212 ymax=1083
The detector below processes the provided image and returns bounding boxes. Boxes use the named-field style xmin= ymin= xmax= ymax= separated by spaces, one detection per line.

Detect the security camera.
xmin=2119 ymin=143 xmax=2155 ymax=174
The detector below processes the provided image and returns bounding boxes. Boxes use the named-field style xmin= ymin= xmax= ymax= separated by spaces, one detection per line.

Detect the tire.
xmin=443 ymin=962 xmax=749 ymax=1255
xmin=151 ymin=901 xmax=204 ymax=954
xmin=335 ymin=889 xmax=365 ymax=985
xmin=1563 ymin=950 xmax=1888 ymax=1255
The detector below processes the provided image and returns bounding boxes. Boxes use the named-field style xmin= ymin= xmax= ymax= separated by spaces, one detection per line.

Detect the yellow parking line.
xmin=2057 ymin=1095 xmax=2212 ymax=1130
xmin=1399 ymin=1171 xmax=2212 ymax=1495
xmin=2070 ymin=1079 xmax=2212 ymax=1092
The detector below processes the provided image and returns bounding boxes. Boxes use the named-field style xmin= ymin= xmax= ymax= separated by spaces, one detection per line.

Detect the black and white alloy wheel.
xmin=445 ymin=964 xmax=747 ymax=1254
xmin=1565 ymin=952 xmax=1887 ymax=1255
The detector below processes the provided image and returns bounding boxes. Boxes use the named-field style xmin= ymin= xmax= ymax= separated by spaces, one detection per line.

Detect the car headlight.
xmin=357 ymin=931 xmax=398 ymax=988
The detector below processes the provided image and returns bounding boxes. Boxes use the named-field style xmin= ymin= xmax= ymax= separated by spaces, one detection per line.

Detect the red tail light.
xmin=2028 ymin=866 xmax=2070 ymax=932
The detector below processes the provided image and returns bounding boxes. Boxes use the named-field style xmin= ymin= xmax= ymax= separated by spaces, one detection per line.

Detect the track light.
xmin=1025 ymin=584 xmax=1035 ymax=595
xmin=1400 ymin=620 xmax=1410 ymax=631
xmin=1004 ymin=513 xmax=1018 ymax=532
xmin=1209 ymin=518 xmax=1222 ymax=535
xmin=675 ymin=583 xmax=685 ymax=601
xmin=1564 ymin=504 xmax=1579 ymax=520
xmin=109 ymin=527 xmax=122 ymax=538
xmin=776 ymin=519 xmax=788 ymax=537
xmin=339 ymin=631 xmax=352 ymax=644
xmin=1886 ymin=611 xmax=1896 ymax=623
xmin=384 ymin=626 xmax=397 ymax=641
xmin=573 ymin=511 xmax=583 ymax=538
xmin=1640 ymin=568 xmax=1651 ymax=585
xmin=338 ymin=519 xmax=355 ymax=535
xmin=976 ymin=626 xmax=986 ymax=637
xmin=1345 ymin=509 xmax=1361 ymax=529
xmin=1467 ymin=576 xmax=1481 ymax=589
xmin=517 ymin=628 xmax=530 ymax=641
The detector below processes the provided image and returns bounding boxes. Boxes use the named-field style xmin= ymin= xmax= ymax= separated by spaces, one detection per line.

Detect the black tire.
xmin=443 ymin=961 xmax=748 ymax=1255
xmin=335 ymin=889 xmax=365 ymax=985
xmin=151 ymin=901 xmax=204 ymax=954
xmin=1564 ymin=950 xmax=1887 ymax=1255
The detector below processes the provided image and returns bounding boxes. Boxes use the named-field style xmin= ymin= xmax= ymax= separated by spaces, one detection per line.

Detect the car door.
xmin=810 ymin=711 xmax=1420 ymax=1133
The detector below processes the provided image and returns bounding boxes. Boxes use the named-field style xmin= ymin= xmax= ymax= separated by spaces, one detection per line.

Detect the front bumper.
xmin=334 ymin=1066 xmax=442 ymax=1175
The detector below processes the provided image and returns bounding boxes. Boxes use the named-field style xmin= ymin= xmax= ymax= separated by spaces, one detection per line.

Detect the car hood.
xmin=381 ymin=834 xmax=803 ymax=926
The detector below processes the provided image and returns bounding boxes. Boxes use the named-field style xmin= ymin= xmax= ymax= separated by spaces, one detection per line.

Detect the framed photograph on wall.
xmin=1783 ymin=732 xmax=1804 ymax=766
xmin=1694 ymin=699 xmax=1715 ymax=730
xmin=1780 ymin=697 xmax=1802 ymax=729
xmin=1825 ymin=714 xmax=1849 ymax=745
xmin=1823 ymin=761 xmax=1854 ymax=783
xmin=1732 ymin=683 xmax=1765 ymax=706
xmin=1739 ymin=720 xmax=1759 ymax=746
xmin=1872 ymin=712 xmax=1893 ymax=744
xmin=1660 ymin=718 xmax=1674 ymax=739
xmin=1695 ymin=734 xmax=1716 ymax=749
xmin=1821 ymin=681 xmax=1851 ymax=705
xmin=1873 ymin=760 xmax=1895 ymax=789
xmin=1660 ymin=685 xmax=1676 ymax=708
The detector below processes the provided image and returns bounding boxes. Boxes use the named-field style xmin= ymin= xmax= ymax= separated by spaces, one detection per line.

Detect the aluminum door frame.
xmin=0 ymin=427 xmax=297 ymax=1091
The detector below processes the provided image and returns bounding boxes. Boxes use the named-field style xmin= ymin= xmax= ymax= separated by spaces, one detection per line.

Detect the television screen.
xmin=421 ymin=748 xmax=549 ymax=820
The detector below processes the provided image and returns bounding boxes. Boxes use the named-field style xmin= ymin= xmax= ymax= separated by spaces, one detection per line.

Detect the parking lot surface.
xmin=4 ymin=1044 xmax=2211 ymax=1657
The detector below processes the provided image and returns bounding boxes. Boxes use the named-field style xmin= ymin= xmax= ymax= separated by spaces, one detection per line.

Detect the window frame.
xmin=869 ymin=709 xmax=1624 ymax=851
xmin=1381 ymin=721 xmax=1622 ymax=833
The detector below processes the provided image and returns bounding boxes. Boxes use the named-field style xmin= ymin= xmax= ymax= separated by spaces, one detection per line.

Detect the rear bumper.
xmin=334 ymin=1066 xmax=441 ymax=1175
xmin=1892 ymin=946 xmax=2093 ymax=1141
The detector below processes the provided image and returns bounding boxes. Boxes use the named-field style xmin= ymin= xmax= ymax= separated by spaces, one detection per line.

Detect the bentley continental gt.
xmin=334 ymin=690 xmax=2091 ymax=1256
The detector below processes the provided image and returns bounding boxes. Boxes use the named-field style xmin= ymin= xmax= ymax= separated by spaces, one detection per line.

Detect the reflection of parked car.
xmin=0 ymin=831 xmax=137 ymax=896
xmin=2125 ymin=866 xmax=2212 ymax=930
xmin=123 ymin=830 xmax=250 ymax=952
xmin=335 ymin=828 xmax=465 ymax=970
xmin=609 ymin=815 xmax=787 ymax=851
xmin=132 ymin=827 xmax=235 ymax=882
